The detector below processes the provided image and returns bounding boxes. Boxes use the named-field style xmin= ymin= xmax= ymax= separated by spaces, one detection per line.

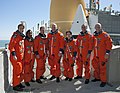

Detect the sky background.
xmin=0 ymin=0 xmax=120 ymax=40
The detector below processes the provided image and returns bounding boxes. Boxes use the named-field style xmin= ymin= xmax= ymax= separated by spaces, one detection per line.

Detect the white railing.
xmin=0 ymin=49 xmax=12 ymax=93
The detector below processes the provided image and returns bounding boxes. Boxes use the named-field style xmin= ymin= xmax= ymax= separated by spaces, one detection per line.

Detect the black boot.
xmin=91 ymin=78 xmax=100 ymax=82
xmin=85 ymin=79 xmax=89 ymax=84
xmin=56 ymin=77 xmax=60 ymax=83
xmin=30 ymin=78 xmax=36 ymax=82
xmin=13 ymin=85 xmax=23 ymax=91
xmin=49 ymin=75 xmax=56 ymax=80
xmin=40 ymin=76 xmax=47 ymax=80
xmin=36 ymin=79 xmax=42 ymax=84
xmin=74 ymin=76 xmax=82 ymax=79
xmin=69 ymin=78 xmax=72 ymax=81
xmin=64 ymin=77 xmax=69 ymax=81
xmin=25 ymin=82 xmax=30 ymax=86
xmin=100 ymin=82 xmax=106 ymax=87
xmin=18 ymin=83 xmax=25 ymax=88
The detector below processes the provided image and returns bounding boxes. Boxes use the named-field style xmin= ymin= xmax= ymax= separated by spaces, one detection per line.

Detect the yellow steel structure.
xmin=50 ymin=0 xmax=86 ymax=35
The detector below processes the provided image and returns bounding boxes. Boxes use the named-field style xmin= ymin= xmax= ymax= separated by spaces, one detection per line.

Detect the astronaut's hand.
xmin=105 ymin=53 xmax=110 ymax=59
xmin=36 ymin=55 xmax=40 ymax=59
xmin=85 ymin=61 xmax=89 ymax=65
xmin=87 ymin=54 xmax=90 ymax=59
xmin=13 ymin=56 xmax=17 ymax=61
xmin=101 ymin=62 xmax=105 ymax=66
xmin=46 ymin=50 xmax=49 ymax=57
xmin=58 ymin=51 xmax=62 ymax=57
xmin=71 ymin=63 xmax=74 ymax=67
xmin=73 ymin=57 xmax=76 ymax=61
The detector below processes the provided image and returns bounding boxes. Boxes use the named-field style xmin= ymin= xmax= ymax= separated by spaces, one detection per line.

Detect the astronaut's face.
xmin=27 ymin=31 xmax=32 ymax=38
xmin=52 ymin=24 xmax=57 ymax=32
xmin=19 ymin=25 xmax=24 ymax=33
xmin=95 ymin=24 xmax=101 ymax=32
xmin=81 ymin=25 xmax=87 ymax=32
xmin=66 ymin=32 xmax=72 ymax=39
xmin=40 ymin=27 xmax=45 ymax=34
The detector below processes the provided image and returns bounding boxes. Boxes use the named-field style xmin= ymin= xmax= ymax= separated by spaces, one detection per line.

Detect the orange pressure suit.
xmin=92 ymin=31 xmax=112 ymax=82
xmin=76 ymin=31 xmax=93 ymax=79
xmin=48 ymin=30 xmax=64 ymax=77
xmin=63 ymin=37 xmax=76 ymax=79
xmin=24 ymin=37 xmax=35 ymax=82
xmin=9 ymin=30 xmax=25 ymax=87
xmin=34 ymin=33 xmax=48 ymax=80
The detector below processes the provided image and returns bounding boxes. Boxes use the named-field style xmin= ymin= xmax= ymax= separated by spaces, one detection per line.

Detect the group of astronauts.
xmin=9 ymin=22 xmax=112 ymax=91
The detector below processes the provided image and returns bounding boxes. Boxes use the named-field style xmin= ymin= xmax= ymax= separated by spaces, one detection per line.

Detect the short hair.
xmin=52 ymin=23 xmax=57 ymax=28
xmin=95 ymin=23 xmax=102 ymax=29
xmin=26 ymin=29 xmax=32 ymax=36
xmin=81 ymin=23 xmax=88 ymax=28
xmin=40 ymin=26 xmax=45 ymax=30
xmin=66 ymin=31 xmax=72 ymax=35
xmin=18 ymin=24 xmax=24 ymax=29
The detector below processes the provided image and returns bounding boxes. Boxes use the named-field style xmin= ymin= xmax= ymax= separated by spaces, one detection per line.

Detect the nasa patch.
xmin=12 ymin=34 xmax=17 ymax=38
xmin=40 ymin=41 xmax=43 ymax=44
xmin=104 ymin=34 xmax=108 ymax=37
xmin=27 ymin=46 xmax=31 ymax=49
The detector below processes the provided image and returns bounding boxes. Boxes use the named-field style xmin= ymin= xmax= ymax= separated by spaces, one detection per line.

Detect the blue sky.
xmin=0 ymin=0 xmax=120 ymax=40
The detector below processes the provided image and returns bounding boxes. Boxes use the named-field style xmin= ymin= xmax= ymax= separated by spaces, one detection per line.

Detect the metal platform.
xmin=0 ymin=49 xmax=120 ymax=93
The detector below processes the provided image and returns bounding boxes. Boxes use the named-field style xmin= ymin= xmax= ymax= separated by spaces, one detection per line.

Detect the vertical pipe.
xmin=89 ymin=0 xmax=92 ymax=10
xmin=97 ymin=0 xmax=100 ymax=11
